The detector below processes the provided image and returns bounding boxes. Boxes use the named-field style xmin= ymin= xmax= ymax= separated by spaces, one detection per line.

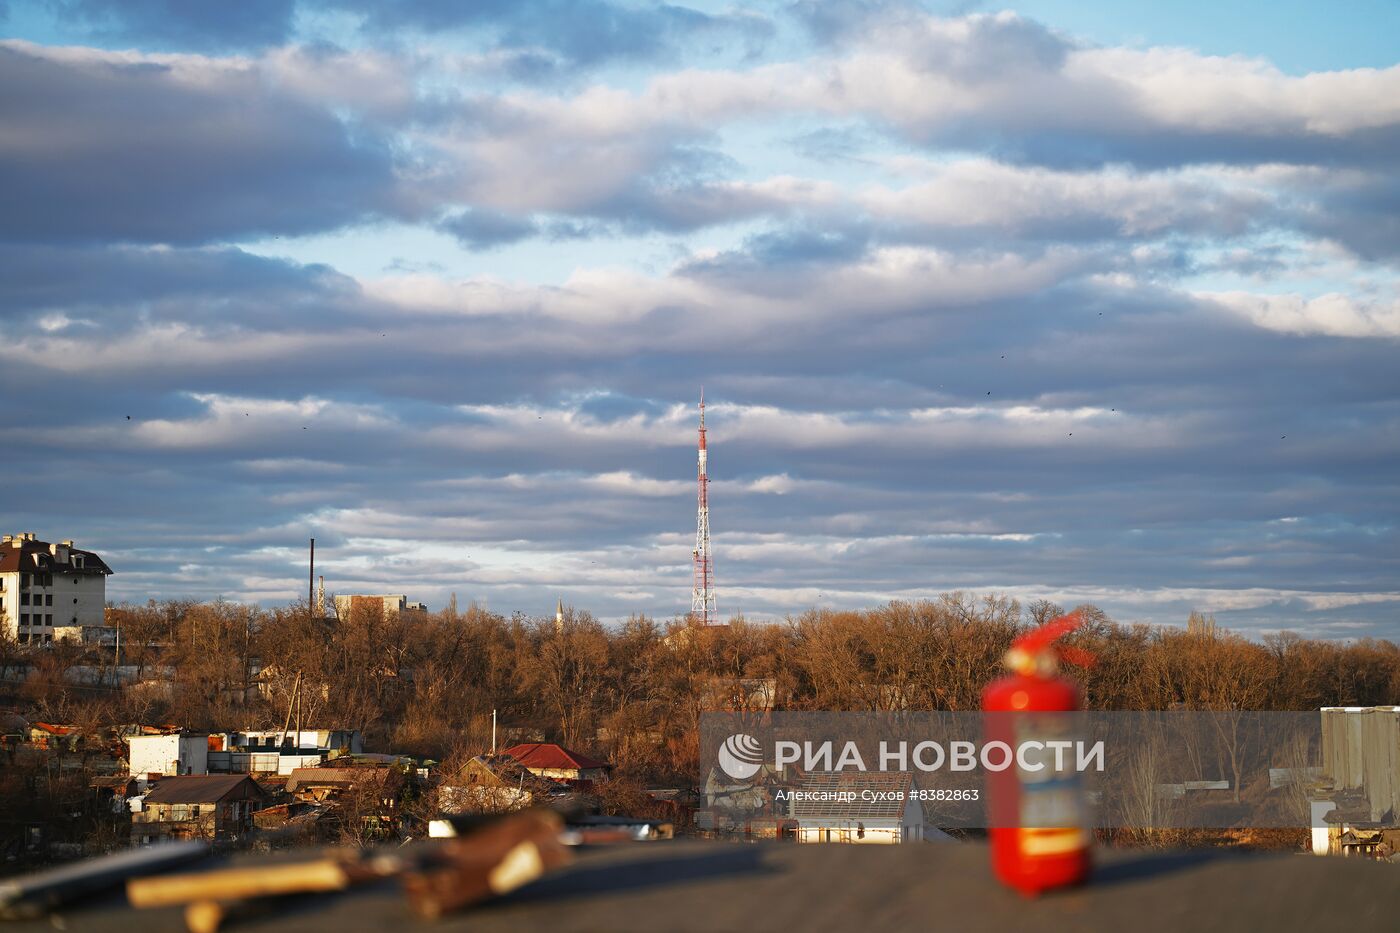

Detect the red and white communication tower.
xmin=691 ymin=389 xmax=716 ymax=623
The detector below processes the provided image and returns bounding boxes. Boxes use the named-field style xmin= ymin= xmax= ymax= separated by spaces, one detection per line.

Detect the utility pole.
xmin=308 ymin=538 xmax=315 ymax=612
xmin=281 ymin=671 xmax=302 ymax=749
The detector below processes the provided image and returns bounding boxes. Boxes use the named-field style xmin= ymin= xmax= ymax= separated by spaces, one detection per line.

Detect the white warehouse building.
xmin=127 ymin=732 xmax=210 ymax=777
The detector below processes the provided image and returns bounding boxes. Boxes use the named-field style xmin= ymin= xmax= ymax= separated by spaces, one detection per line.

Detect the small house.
xmin=502 ymin=743 xmax=610 ymax=785
xmin=790 ymin=772 xmax=927 ymax=844
xmin=439 ymin=755 xmax=569 ymax=814
xmin=132 ymin=775 xmax=264 ymax=845
xmin=285 ymin=765 xmax=414 ymax=840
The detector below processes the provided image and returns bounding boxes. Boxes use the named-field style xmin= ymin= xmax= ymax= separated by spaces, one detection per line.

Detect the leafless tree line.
xmin=4 ymin=595 xmax=1397 ymax=786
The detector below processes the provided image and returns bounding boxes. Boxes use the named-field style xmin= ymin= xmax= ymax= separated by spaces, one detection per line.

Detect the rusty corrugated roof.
xmin=143 ymin=775 xmax=264 ymax=804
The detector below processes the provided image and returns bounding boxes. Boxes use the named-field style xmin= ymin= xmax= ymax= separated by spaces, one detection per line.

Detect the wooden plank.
xmin=0 ymin=842 xmax=209 ymax=920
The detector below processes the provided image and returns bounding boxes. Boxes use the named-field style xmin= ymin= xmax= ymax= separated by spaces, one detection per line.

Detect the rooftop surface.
xmin=142 ymin=776 xmax=262 ymax=805
xmin=790 ymin=772 xmax=913 ymax=818
xmin=9 ymin=839 xmax=1398 ymax=932
xmin=503 ymin=743 xmax=608 ymax=772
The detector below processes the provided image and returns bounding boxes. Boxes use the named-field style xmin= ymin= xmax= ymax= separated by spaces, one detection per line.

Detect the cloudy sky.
xmin=2 ymin=1 xmax=1397 ymax=639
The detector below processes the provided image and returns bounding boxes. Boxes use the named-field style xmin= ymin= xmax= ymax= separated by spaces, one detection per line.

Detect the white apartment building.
xmin=0 ymin=533 xmax=113 ymax=645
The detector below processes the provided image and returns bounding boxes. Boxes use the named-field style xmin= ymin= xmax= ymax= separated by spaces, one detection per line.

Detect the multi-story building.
xmin=0 ymin=533 xmax=113 ymax=645
xmin=332 ymin=594 xmax=426 ymax=620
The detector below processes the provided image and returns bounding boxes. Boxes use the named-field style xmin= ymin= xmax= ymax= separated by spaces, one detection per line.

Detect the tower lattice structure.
xmin=691 ymin=390 xmax=716 ymax=624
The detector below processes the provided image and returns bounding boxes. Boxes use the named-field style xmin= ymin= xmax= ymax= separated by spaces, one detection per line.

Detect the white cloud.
xmin=1200 ymin=290 xmax=1400 ymax=337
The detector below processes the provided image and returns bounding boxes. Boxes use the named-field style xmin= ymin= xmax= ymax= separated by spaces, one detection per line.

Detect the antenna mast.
xmin=691 ymin=389 xmax=716 ymax=624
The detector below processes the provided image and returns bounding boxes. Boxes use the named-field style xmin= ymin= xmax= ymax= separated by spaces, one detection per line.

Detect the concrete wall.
xmin=128 ymin=734 xmax=210 ymax=777
xmin=795 ymin=798 xmax=924 ymax=844
xmin=796 ymin=819 xmax=904 ymax=843
xmin=531 ymin=766 xmax=609 ymax=783
xmin=222 ymin=729 xmax=363 ymax=754
xmin=1321 ymin=707 xmax=1400 ymax=824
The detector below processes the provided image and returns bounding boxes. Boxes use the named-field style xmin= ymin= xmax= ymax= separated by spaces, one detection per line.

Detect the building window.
xmin=45 ymin=594 xmax=53 ymax=606
xmin=20 ymin=613 xmax=28 ymax=626
xmin=44 ymin=614 xmax=52 ymax=625
xmin=20 ymin=574 xmax=29 ymax=588
xmin=20 ymin=593 xmax=29 ymax=606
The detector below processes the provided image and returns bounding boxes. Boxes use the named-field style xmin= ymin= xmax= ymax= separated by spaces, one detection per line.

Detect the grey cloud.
xmin=328 ymin=0 xmax=774 ymax=68
xmin=1 ymin=13 xmax=1396 ymax=638
xmin=787 ymin=0 xmax=923 ymax=46
xmin=904 ymin=8 xmax=1068 ymax=81
xmin=759 ymin=13 xmax=1400 ymax=172
xmin=2 ymin=246 xmax=1394 ymax=630
xmin=438 ymin=208 xmax=540 ymax=250
xmin=0 ymin=243 xmax=366 ymax=338
xmin=0 ymin=42 xmax=407 ymax=244
xmin=982 ymin=125 xmax=1400 ymax=174
xmin=575 ymin=393 xmax=669 ymax=423
xmin=1290 ymin=174 xmax=1400 ymax=262
xmin=50 ymin=0 xmax=297 ymax=51
xmin=679 ymin=228 xmax=873 ymax=286
xmin=38 ymin=0 xmax=774 ymax=66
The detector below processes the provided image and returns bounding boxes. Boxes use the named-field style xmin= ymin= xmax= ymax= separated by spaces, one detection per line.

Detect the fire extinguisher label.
xmin=1014 ymin=715 xmax=1089 ymax=833
xmin=1019 ymin=783 xmax=1086 ymax=826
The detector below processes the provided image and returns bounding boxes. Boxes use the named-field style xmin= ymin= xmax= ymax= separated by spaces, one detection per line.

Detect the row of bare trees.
xmin=6 ymin=595 xmax=1398 ymax=785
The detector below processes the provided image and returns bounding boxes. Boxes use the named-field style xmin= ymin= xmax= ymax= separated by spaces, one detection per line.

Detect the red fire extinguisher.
xmin=982 ymin=611 xmax=1094 ymax=896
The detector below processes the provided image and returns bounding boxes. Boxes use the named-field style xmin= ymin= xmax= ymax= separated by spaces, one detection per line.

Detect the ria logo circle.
xmin=718 ymin=733 xmax=764 ymax=780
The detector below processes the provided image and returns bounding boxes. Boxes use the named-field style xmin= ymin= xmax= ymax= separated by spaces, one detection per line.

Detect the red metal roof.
xmin=31 ymin=722 xmax=74 ymax=735
xmin=503 ymin=743 xmax=609 ymax=772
